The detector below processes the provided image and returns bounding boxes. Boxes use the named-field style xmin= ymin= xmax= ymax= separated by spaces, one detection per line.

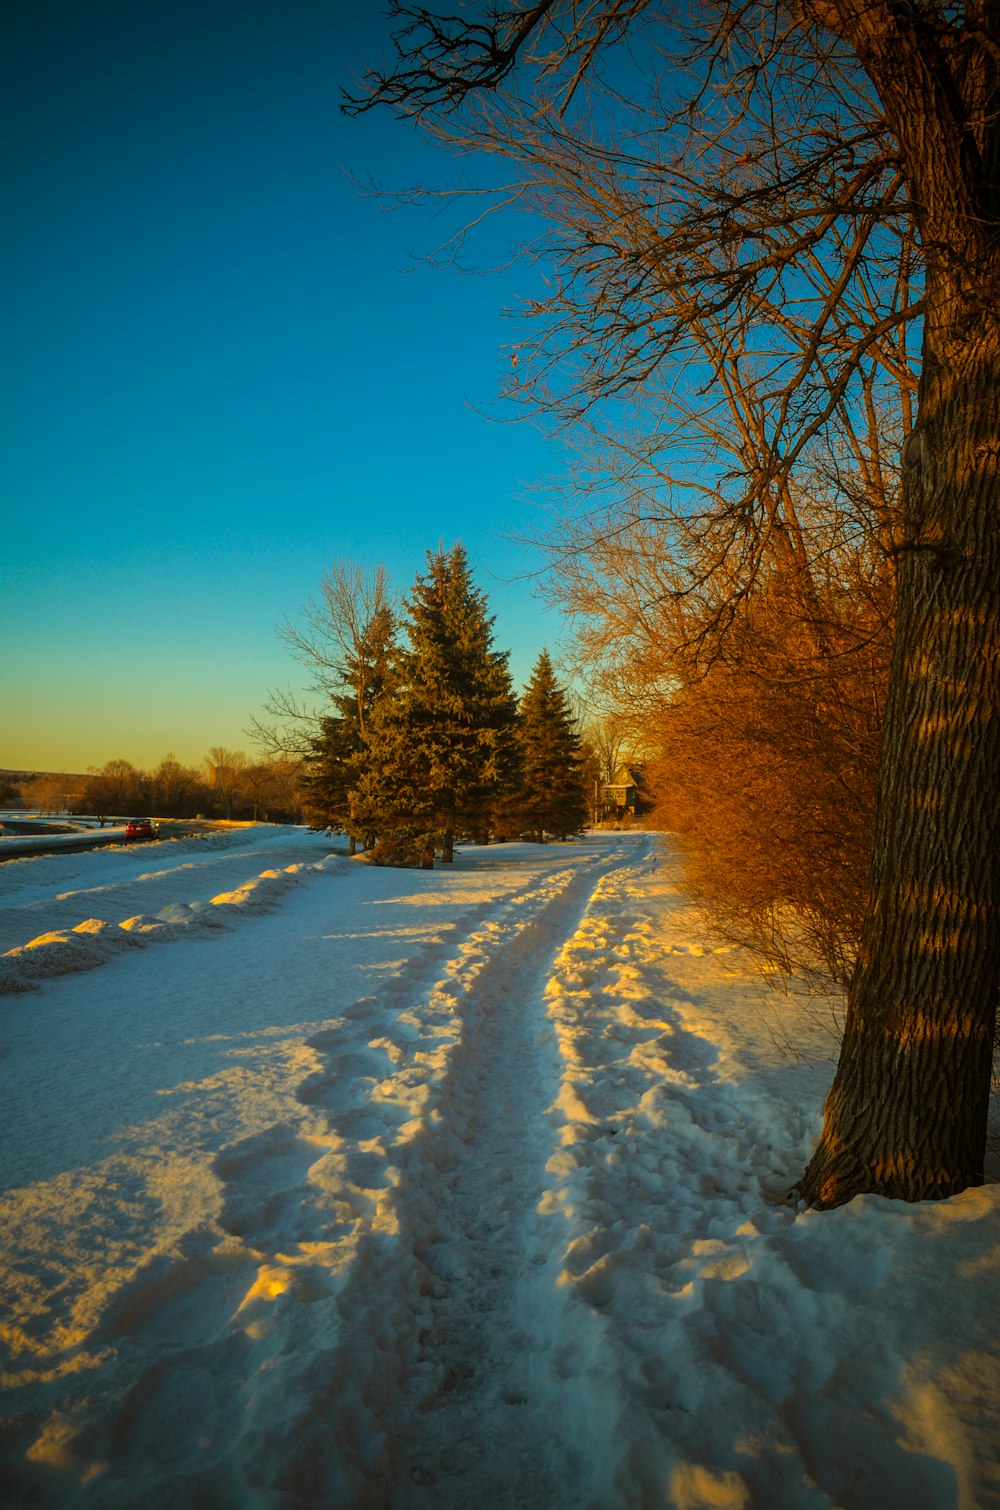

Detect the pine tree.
xmin=300 ymin=708 xmax=364 ymax=844
xmin=353 ymin=544 xmax=519 ymax=865
xmin=512 ymin=650 xmax=587 ymax=843
xmin=299 ymin=594 xmax=395 ymax=852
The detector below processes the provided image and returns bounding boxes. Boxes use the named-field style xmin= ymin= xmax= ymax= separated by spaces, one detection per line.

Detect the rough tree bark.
xmin=800 ymin=290 xmax=1000 ymax=1201
xmin=797 ymin=0 xmax=1000 ymax=1203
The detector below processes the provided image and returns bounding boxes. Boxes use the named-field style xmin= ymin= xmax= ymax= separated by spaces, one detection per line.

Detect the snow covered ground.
xmin=1 ymin=826 xmax=998 ymax=1509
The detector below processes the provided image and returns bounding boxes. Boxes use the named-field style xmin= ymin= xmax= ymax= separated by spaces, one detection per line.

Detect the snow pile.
xmin=0 ymin=915 xmax=147 ymax=988
xmin=1 ymin=831 xmax=998 ymax=1509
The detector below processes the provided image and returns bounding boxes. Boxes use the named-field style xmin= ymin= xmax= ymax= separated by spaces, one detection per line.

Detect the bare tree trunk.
xmin=800 ymin=287 xmax=1000 ymax=1205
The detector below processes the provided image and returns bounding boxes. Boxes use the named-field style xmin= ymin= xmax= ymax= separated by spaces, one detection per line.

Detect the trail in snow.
xmin=211 ymin=837 xmax=645 ymax=1507
xmin=374 ymin=840 xmax=650 ymax=1506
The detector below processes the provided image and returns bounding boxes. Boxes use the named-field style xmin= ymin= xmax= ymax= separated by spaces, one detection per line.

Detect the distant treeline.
xmin=6 ymin=751 xmax=304 ymax=824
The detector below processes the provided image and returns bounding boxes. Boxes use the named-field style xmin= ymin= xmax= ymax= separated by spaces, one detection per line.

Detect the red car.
xmin=124 ymin=818 xmax=158 ymax=841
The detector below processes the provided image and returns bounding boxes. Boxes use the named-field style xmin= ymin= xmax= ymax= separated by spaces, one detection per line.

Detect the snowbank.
xmin=0 ymin=855 xmax=339 ymax=993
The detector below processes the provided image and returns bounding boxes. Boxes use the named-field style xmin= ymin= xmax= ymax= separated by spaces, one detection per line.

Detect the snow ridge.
xmin=0 ymin=854 xmax=342 ymax=994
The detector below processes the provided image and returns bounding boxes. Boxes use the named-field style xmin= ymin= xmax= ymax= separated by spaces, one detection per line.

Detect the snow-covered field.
xmin=1 ymin=826 xmax=998 ymax=1509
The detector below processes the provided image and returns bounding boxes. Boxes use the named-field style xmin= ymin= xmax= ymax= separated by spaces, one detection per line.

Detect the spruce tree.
xmin=353 ymin=544 xmax=519 ymax=865
xmin=300 ymin=706 xmax=368 ymax=849
xmin=299 ymin=596 xmax=395 ymax=852
xmin=513 ymin=650 xmax=587 ymax=843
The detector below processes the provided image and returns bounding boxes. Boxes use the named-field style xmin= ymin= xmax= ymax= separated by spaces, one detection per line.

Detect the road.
xmin=0 ymin=819 xmax=226 ymax=863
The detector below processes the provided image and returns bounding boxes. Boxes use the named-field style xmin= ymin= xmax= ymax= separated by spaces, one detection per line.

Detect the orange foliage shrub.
xmin=646 ymin=565 xmax=893 ymax=984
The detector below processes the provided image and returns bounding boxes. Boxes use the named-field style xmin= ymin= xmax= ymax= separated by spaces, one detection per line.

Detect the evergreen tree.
xmin=353 ymin=544 xmax=519 ymax=865
xmin=512 ymin=650 xmax=587 ymax=843
xmin=300 ymin=593 xmax=395 ymax=852
xmin=301 ymin=708 xmax=364 ymax=843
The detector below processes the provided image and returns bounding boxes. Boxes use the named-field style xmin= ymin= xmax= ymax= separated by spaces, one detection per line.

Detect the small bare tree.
xmin=204 ymin=747 xmax=250 ymax=821
xmin=22 ymin=774 xmax=68 ymax=815
xmin=250 ymin=560 xmax=397 ymax=755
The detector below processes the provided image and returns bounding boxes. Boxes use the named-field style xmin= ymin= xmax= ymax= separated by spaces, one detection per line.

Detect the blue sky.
xmin=1 ymin=1 xmax=569 ymax=773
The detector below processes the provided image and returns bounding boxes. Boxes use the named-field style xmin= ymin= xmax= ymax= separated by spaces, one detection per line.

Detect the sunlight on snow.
xmin=0 ymin=829 xmax=998 ymax=1507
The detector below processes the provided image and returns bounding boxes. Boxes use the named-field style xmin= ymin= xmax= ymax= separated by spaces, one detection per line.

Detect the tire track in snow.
xmin=0 ymin=830 xmax=309 ymax=952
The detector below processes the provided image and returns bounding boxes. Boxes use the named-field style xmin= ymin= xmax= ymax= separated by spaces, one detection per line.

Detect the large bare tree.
xmin=348 ymin=0 xmax=1000 ymax=1206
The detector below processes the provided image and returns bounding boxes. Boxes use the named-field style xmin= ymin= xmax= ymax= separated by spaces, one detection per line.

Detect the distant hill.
xmin=1 ymin=767 xmax=89 ymax=783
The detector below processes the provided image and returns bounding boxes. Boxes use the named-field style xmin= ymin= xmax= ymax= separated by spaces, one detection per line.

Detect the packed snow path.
xmin=2 ymin=828 xmax=999 ymax=1509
